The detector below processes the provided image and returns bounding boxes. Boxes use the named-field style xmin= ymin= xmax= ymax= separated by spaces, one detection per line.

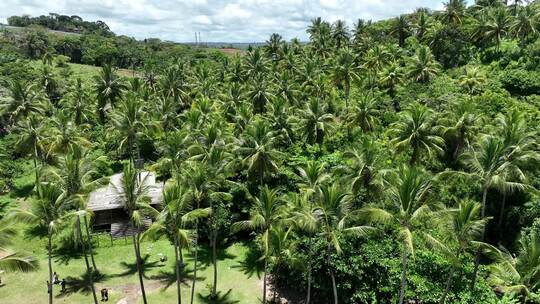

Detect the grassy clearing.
xmin=0 ymin=238 xmax=262 ymax=304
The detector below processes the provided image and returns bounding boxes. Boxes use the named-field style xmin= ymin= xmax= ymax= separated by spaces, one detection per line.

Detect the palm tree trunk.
xmin=497 ymin=192 xmax=506 ymax=233
xmin=133 ymin=233 xmax=148 ymax=304
xmin=345 ymin=78 xmax=350 ymax=113
xmin=83 ymin=215 xmax=98 ymax=273
xmin=78 ymin=216 xmax=98 ymax=304
xmin=306 ymin=234 xmax=312 ymax=304
xmin=48 ymin=231 xmax=53 ymax=304
xmin=211 ymin=229 xmax=218 ymax=298
xmin=174 ymin=233 xmax=182 ymax=304
xmin=398 ymin=246 xmax=409 ymax=304
xmin=263 ymin=256 xmax=268 ymax=304
xmin=326 ymin=242 xmax=338 ymax=304
xmin=33 ymin=143 xmax=39 ymax=187
xmin=471 ymin=186 xmax=488 ymax=291
xmin=190 ymin=225 xmax=198 ymax=304
xmin=440 ymin=264 xmax=456 ymax=304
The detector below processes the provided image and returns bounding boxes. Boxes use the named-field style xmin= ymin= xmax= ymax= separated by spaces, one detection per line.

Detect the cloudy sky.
xmin=0 ymin=0 xmax=461 ymax=42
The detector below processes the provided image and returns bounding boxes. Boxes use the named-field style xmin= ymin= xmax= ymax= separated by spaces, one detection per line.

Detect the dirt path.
xmin=111 ymin=280 xmax=164 ymax=304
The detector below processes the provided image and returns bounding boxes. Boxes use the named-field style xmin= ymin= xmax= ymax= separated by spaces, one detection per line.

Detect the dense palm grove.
xmin=2 ymin=0 xmax=540 ymax=303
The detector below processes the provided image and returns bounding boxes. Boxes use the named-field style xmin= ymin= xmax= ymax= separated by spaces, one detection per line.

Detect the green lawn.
xmin=0 ymin=237 xmax=263 ymax=304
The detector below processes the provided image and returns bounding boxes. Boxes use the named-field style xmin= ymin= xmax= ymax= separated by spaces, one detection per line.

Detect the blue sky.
xmin=0 ymin=0 xmax=469 ymax=43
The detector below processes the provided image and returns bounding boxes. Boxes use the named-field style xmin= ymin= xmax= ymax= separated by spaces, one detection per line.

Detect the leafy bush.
xmin=500 ymin=69 xmax=540 ymax=95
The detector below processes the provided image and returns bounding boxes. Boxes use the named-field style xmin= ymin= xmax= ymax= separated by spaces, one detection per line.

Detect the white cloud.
xmin=0 ymin=0 xmax=471 ymax=42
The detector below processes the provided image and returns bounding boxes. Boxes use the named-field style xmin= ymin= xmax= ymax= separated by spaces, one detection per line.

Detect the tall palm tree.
xmin=144 ymin=181 xmax=210 ymax=304
xmin=414 ymin=10 xmax=430 ymax=41
xmin=112 ymin=162 xmax=159 ymax=304
xmin=424 ymin=200 xmax=488 ymax=304
xmin=389 ymin=104 xmax=444 ymax=165
xmin=459 ymin=135 xmax=525 ymax=289
xmin=247 ymin=77 xmax=274 ymax=114
xmin=94 ymin=63 xmax=126 ymax=123
xmin=47 ymin=110 xmax=91 ymax=156
xmin=236 ymin=118 xmax=282 ymax=186
xmin=407 ymin=46 xmax=441 ymax=83
xmin=360 ymin=166 xmax=434 ymax=304
xmin=109 ymin=94 xmax=146 ymax=161
xmin=332 ymin=20 xmax=350 ymax=49
xmin=265 ymin=33 xmax=284 ymax=60
xmin=484 ymin=7 xmax=511 ymax=49
xmin=63 ymin=78 xmax=93 ymax=126
xmin=314 ymin=183 xmax=375 ymax=304
xmin=379 ymin=62 xmax=404 ymax=111
xmin=440 ymin=100 xmax=482 ymax=162
xmin=331 ymin=47 xmax=359 ymax=110
xmin=15 ymin=114 xmax=48 ymax=186
xmin=442 ymin=0 xmax=468 ymax=25
xmin=232 ymin=186 xmax=284 ymax=304
xmin=510 ymin=5 xmax=539 ymax=46
xmin=390 ymin=15 xmax=410 ymax=48
xmin=11 ymin=183 xmax=65 ymax=304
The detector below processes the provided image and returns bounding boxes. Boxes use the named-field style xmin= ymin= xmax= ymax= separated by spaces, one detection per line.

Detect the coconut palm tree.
xmin=407 ymin=46 xmax=441 ymax=83
xmin=94 ymin=63 xmax=126 ymax=123
xmin=63 ymin=78 xmax=93 ymax=126
xmin=298 ymin=98 xmax=334 ymax=151
xmin=389 ymin=104 xmax=445 ymax=165
xmin=313 ymin=182 xmax=375 ymax=304
xmin=247 ymin=77 xmax=274 ymax=114
xmin=391 ymin=15 xmax=410 ymax=48
xmin=424 ymin=200 xmax=489 ymax=304
xmin=510 ymin=5 xmax=539 ymax=46
xmin=236 ymin=118 xmax=283 ymax=186
xmin=265 ymin=33 xmax=284 ymax=60
xmin=144 ymin=180 xmax=210 ymax=304
xmin=47 ymin=110 xmax=91 ymax=156
xmin=379 ymin=62 xmax=404 ymax=111
xmin=442 ymin=0 xmax=468 ymax=25
xmin=15 ymin=114 xmax=48 ymax=186
xmin=11 ymin=183 xmax=66 ymax=304
xmin=109 ymin=93 xmax=147 ymax=161
xmin=345 ymin=94 xmax=380 ymax=133
xmin=458 ymin=66 xmax=486 ymax=94
xmin=440 ymin=99 xmax=482 ymax=162
xmin=232 ymin=186 xmax=284 ymax=304
xmin=0 ymin=80 xmax=44 ymax=126
xmin=331 ymin=20 xmax=350 ymax=49
xmin=487 ymin=229 xmax=540 ymax=302
xmin=414 ymin=10 xmax=430 ymax=41
xmin=360 ymin=166 xmax=434 ymax=304
xmin=112 ymin=162 xmax=159 ymax=304
xmin=484 ymin=7 xmax=511 ymax=49
xmin=331 ymin=47 xmax=359 ymax=110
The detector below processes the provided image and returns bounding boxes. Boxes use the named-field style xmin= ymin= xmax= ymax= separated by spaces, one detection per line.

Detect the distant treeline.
xmin=7 ymin=13 xmax=113 ymax=36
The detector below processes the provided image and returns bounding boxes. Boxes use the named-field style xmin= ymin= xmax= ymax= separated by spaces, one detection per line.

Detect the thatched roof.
xmin=88 ymin=171 xmax=163 ymax=211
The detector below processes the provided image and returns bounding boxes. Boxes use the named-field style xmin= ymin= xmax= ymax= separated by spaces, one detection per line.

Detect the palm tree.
xmin=342 ymin=137 xmax=385 ymax=200
xmin=487 ymin=230 xmax=540 ymax=302
xmin=484 ymin=7 xmax=511 ymax=49
xmin=379 ymin=62 xmax=404 ymax=111
xmin=314 ymin=183 xmax=375 ymax=304
xmin=442 ymin=0 xmax=468 ymax=25
xmin=331 ymin=47 xmax=359 ymax=110
xmin=232 ymin=186 xmax=284 ymax=304
xmin=109 ymin=94 xmax=146 ymax=161
xmin=11 ymin=183 xmax=65 ymax=304
xmin=0 ymin=219 xmax=38 ymax=278
xmin=390 ymin=15 xmax=410 ymax=48
xmin=424 ymin=200 xmax=488 ymax=304
xmin=298 ymin=98 xmax=334 ymax=151
xmin=113 ymin=162 xmax=159 ymax=304
xmin=414 ymin=11 xmax=430 ymax=41
xmin=63 ymin=78 xmax=93 ymax=125
xmin=440 ymin=100 xmax=482 ymax=162
xmin=236 ymin=118 xmax=282 ymax=186
xmin=47 ymin=110 xmax=90 ymax=156
xmin=345 ymin=94 xmax=380 ymax=133
xmin=331 ymin=20 xmax=350 ymax=49
xmin=458 ymin=66 xmax=486 ymax=94
xmin=0 ymin=80 xmax=44 ymax=126
xmin=511 ymin=5 xmax=539 ymax=46
xmin=247 ymin=77 xmax=274 ymax=114
xmin=144 ymin=180 xmax=210 ymax=304
xmin=389 ymin=104 xmax=444 ymax=165
xmin=94 ymin=63 xmax=126 ymax=123
xmin=407 ymin=46 xmax=441 ymax=83
xmin=360 ymin=166 xmax=434 ymax=304
xmin=15 ymin=114 xmax=48 ymax=186
xmin=265 ymin=33 xmax=283 ymax=60
xmin=459 ymin=135 xmax=525 ymax=289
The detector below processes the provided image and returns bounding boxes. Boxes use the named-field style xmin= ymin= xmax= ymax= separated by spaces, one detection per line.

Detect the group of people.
xmin=47 ymin=272 xmax=66 ymax=294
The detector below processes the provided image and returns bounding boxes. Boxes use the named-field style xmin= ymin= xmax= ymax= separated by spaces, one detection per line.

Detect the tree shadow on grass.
xmin=230 ymin=244 xmax=263 ymax=279
xmin=193 ymin=245 xmax=237 ymax=269
xmin=197 ymin=289 xmax=240 ymax=304
xmin=113 ymin=254 xmax=161 ymax=279
xmin=53 ymin=248 xmax=83 ymax=265
xmin=55 ymin=270 xmax=106 ymax=298
xmin=148 ymin=262 xmax=200 ymax=291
